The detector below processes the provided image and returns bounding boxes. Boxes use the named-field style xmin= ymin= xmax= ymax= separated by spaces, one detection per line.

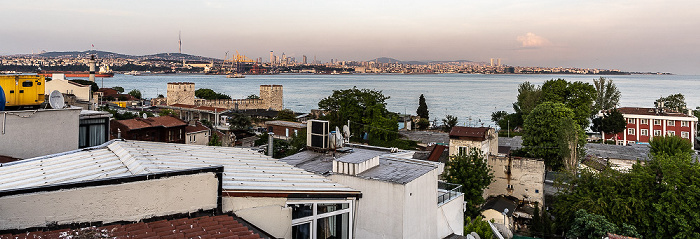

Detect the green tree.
xmin=416 ymin=94 xmax=429 ymax=120
xmin=195 ymin=88 xmax=231 ymax=100
xmin=276 ymin=109 xmax=297 ymax=122
xmin=318 ymin=87 xmax=398 ymax=142
xmin=522 ymin=102 xmax=582 ymax=170
xmin=208 ymin=133 xmax=222 ymax=146
xmin=554 ymin=136 xmax=699 ymax=238
xmin=655 ymin=93 xmax=687 ymax=113
xmin=591 ymin=109 xmax=626 ymax=138
xmin=228 ymin=113 xmax=251 ymax=131
xmin=112 ymin=86 xmax=125 ymax=93
xmin=247 ymin=94 xmax=260 ymax=99
xmin=592 ymin=77 xmax=621 ymax=115
xmin=513 ymin=81 xmax=542 ymax=118
xmin=128 ymin=89 xmax=142 ymax=99
xmin=443 ymin=148 xmax=493 ymax=217
xmin=541 ymin=79 xmax=596 ymax=128
xmin=159 ymin=109 xmax=174 ymax=116
xmin=649 ymin=135 xmax=693 ymax=157
xmin=417 ymin=118 xmax=430 ymax=130
xmin=464 ymin=216 xmax=494 ymax=239
xmin=442 ymin=115 xmax=458 ymax=132
xmin=567 ymin=209 xmax=619 ymax=239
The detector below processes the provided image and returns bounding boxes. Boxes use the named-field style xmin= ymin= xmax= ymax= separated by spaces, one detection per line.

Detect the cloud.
xmin=516 ymin=32 xmax=551 ymax=48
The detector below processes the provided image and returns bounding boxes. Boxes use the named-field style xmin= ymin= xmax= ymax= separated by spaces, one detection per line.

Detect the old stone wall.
xmin=484 ymin=155 xmax=545 ymax=206
xmin=167 ymin=83 xmax=283 ymax=111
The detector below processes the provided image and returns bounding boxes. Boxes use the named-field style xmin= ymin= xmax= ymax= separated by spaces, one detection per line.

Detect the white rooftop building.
xmin=0 ymin=140 xmax=360 ymax=238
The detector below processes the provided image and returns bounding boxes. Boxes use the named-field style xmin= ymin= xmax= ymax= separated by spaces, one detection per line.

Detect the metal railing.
xmin=437 ymin=181 xmax=463 ymax=205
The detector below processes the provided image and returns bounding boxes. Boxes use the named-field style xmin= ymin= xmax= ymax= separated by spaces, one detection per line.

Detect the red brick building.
xmin=603 ymin=107 xmax=697 ymax=145
xmin=111 ymin=116 xmax=187 ymax=143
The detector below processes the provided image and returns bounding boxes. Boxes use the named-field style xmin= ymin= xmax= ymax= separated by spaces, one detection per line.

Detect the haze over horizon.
xmin=2 ymin=0 xmax=699 ymax=74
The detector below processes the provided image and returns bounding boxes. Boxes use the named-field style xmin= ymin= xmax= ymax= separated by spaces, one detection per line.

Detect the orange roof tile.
xmin=0 ymin=215 xmax=264 ymax=239
xmin=449 ymin=126 xmax=490 ymax=140
xmin=116 ymin=116 xmax=187 ymax=130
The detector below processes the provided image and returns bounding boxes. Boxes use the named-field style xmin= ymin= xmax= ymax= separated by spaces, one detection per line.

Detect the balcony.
xmin=437 ymin=181 xmax=463 ymax=205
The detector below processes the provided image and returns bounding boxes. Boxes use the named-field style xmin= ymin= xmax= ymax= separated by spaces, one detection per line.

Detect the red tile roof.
xmin=0 ymin=215 xmax=264 ymax=239
xmin=427 ymin=145 xmax=446 ymax=162
xmin=186 ymin=121 xmax=210 ymax=134
xmin=170 ymin=104 xmax=228 ymax=113
xmin=116 ymin=116 xmax=187 ymax=130
xmin=616 ymin=107 xmax=694 ymax=118
xmin=449 ymin=126 xmax=490 ymax=140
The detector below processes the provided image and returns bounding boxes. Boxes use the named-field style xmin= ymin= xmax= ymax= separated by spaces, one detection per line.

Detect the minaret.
xmin=89 ymin=55 xmax=96 ymax=82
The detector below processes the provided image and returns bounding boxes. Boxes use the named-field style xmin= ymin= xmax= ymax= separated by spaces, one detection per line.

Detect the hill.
xmin=34 ymin=51 xmax=219 ymax=62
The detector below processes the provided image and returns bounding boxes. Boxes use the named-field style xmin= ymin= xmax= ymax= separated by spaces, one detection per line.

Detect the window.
xmin=22 ymin=81 xmax=33 ymax=87
xmin=654 ymin=119 xmax=662 ymax=125
xmin=668 ymin=120 xmax=675 ymax=126
xmin=627 ymin=118 xmax=635 ymax=124
xmin=458 ymin=146 xmax=469 ymax=156
xmin=681 ymin=121 xmax=689 ymax=127
xmin=628 ymin=128 xmax=635 ymax=135
xmin=681 ymin=131 xmax=690 ymax=139
xmin=640 ymin=119 xmax=649 ymax=125
xmin=290 ymin=200 xmax=353 ymax=239
xmin=668 ymin=131 xmax=676 ymax=136
xmin=641 ymin=129 xmax=648 ymax=136
xmin=79 ymin=118 xmax=108 ymax=148
xmin=654 ymin=130 xmax=662 ymax=136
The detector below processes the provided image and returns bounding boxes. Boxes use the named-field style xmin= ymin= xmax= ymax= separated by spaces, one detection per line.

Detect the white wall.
xmin=438 ymin=194 xmax=465 ymax=238
xmin=403 ymin=169 xmax=440 ymax=239
xmin=0 ymin=108 xmax=80 ymax=159
xmin=0 ymin=172 xmax=219 ymax=230
xmin=329 ymin=174 xmax=406 ymax=239
xmin=45 ymin=79 xmax=91 ymax=101
xmin=222 ymin=197 xmax=292 ymax=239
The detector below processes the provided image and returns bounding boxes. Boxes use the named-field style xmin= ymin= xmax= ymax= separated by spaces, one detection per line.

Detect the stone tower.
xmin=260 ymin=85 xmax=283 ymax=111
xmin=166 ymin=82 xmax=195 ymax=105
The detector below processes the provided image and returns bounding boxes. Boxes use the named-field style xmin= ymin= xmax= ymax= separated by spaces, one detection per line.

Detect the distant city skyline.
xmin=2 ymin=0 xmax=700 ymax=74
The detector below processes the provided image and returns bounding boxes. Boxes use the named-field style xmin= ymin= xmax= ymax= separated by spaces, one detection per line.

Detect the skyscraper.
xmin=269 ymin=51 xmax=274 ymax=64
xmin=303 ymin=55 xmax=307 ymax=64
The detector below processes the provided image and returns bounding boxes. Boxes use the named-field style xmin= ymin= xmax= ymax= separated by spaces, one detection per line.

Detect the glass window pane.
xmin=316 ymin=213 xmax=349 ymax=239
xmin=291 ymin=204 xmax=313 ymax=219
xmin=317 ymin=203 xmax=349 ymax=215
xmin=292 ymin=223 xmax=311 ymax=239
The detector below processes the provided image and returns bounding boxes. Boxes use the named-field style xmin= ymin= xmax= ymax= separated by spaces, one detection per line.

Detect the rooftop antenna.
xmin=178 ymin=31 xmax=182 ymax=54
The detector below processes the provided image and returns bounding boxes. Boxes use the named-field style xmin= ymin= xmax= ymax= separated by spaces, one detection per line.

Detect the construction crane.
xmin=223 ymin=51 xmax=257 ymax=73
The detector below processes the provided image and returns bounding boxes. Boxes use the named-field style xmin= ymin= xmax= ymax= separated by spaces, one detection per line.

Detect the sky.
xmin=2 ymin=0 xmax=700 ymax=74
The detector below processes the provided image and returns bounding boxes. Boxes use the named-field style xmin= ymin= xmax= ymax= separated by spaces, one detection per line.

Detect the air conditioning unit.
xmin=307 ymin=120 xmax=329 ymax=149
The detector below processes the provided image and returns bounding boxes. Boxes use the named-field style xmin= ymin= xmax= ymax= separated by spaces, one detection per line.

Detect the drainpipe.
xmin=268 ymin=132 xmax=274 ymax=157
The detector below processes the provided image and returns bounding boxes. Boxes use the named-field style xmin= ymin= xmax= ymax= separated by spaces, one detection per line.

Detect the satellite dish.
xmin=48 ymin=90 xmax=65 ymax=109
xmin=142 ymin=113 xmax=148 ymax=119
xmin=343 ymin=125 xmax=351 ymax=138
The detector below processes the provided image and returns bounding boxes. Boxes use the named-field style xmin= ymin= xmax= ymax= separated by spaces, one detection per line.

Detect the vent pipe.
xmin=268 ymin=132 xmax=274 ymax=157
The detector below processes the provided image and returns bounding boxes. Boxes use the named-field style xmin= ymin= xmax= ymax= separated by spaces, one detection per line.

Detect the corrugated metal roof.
xmin=0 ymin=140 xmax=358 ymax=194
xmin=281 ymin=147 xmax=439 ymax=185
